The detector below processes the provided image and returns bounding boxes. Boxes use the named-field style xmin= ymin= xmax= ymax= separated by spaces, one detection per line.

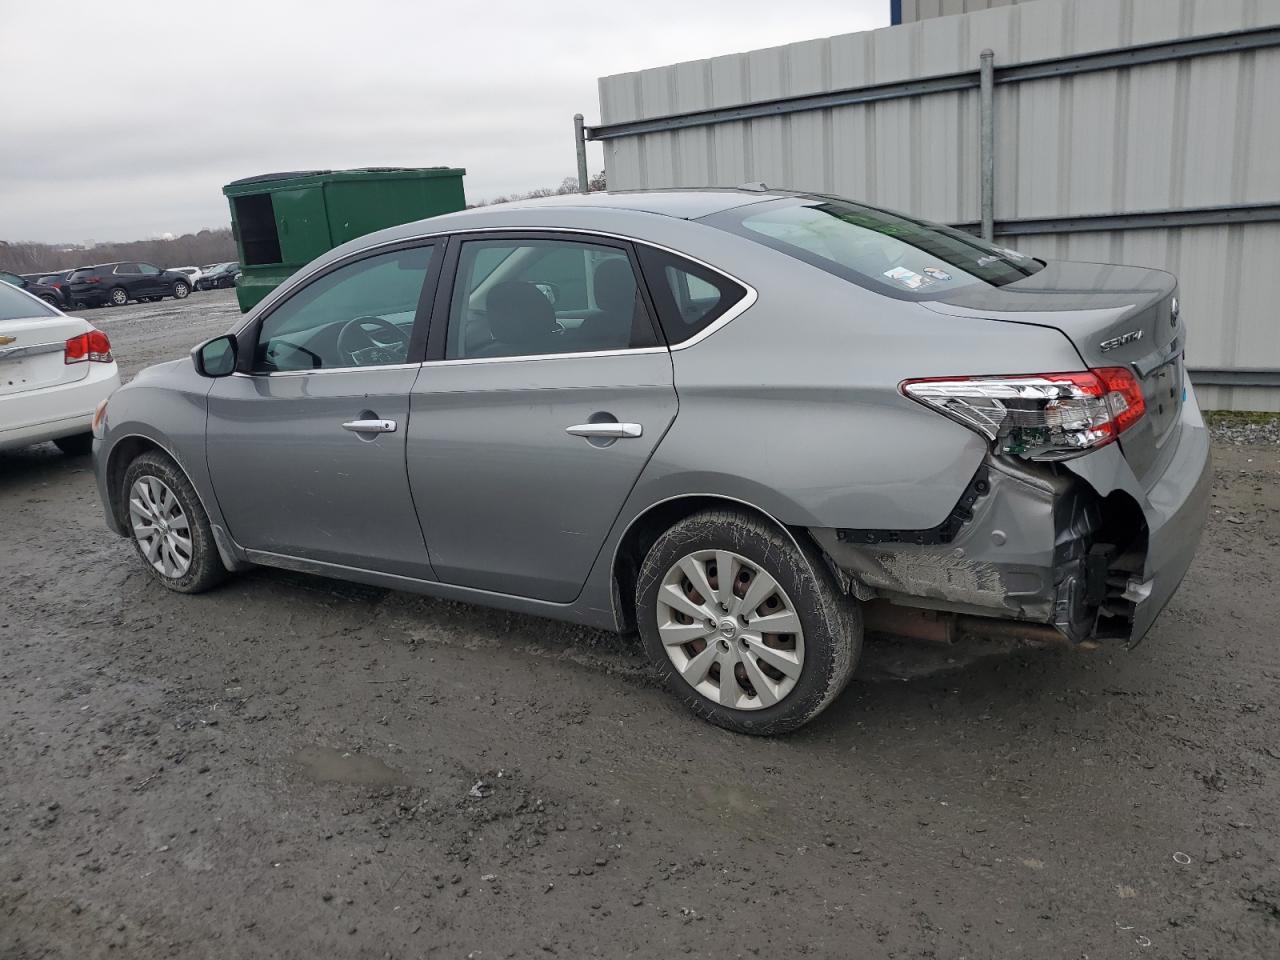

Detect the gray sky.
xmin=0 ymin=0 xmax=886 ymax=244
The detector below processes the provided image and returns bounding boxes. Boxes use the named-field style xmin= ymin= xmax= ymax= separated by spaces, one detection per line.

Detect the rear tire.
xmin=109 ymin=286 xmax=128 ymax=306
xmin=39 ymin=294 xmax=57 ymax=306
xmin=635 ymin=508 xmax=860 ymax=735
xmin=53 ymin=432 xmax=93 ymax=456
xmin=121 ymin=451 xmax=228 ymax=594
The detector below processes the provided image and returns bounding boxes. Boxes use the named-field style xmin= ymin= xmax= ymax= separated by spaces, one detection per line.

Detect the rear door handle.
xmin=342 ymin=418 xmax=397 ymax=434
xmin=565 ymin=422 xmax=643 ymax=439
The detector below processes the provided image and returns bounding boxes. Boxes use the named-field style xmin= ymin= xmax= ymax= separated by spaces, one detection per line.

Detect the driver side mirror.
xmin=192 ymin=334 xmax=237 ymax=378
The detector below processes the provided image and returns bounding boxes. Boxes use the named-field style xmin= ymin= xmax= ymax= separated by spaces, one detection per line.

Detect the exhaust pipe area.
xmin=861 ymin=600 xmax=1098 ymax=650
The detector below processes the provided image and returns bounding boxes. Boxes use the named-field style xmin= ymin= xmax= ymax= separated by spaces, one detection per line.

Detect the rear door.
xmin=205 ymin=242 xmax=440 ymax=576
xmin=407 ymin=232 xmax=677 ymax=602
xmin=112 ymin=263 xmax=143 ymax=300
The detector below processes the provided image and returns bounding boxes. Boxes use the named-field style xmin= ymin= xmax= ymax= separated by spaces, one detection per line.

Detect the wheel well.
xmin=105 ymin=436 xmax=167 ymax=528
xmin=611 ymin=495 xmax=806 ymax=633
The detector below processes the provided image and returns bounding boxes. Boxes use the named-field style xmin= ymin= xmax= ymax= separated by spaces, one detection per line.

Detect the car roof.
xmin=474 ymin=187 xmax=795 ymax=220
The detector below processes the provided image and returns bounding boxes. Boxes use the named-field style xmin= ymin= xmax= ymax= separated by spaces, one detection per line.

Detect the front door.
xmin=206 ymin=243 xmax=439 ymax=577
xmin=408 ymin=233 xmax=677 ymax=603
xmin=136 ymin=262 xmax=166 ymax=296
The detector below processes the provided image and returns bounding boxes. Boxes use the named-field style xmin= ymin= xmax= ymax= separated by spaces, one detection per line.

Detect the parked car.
xmin=1 ymin=277 xmax=120 ymax=455
xmin=0 ymin=270 xmax=65 ymax=308
xmin=92 ymin=189 xmax=1210 ymax=734
xmin=66 ymin=262 xmax=192 ymax=308
xmin=172 ymin=266 xmax=204 ymax=291
xmin=34 ymin=270 xmax=77 ymax=309
xmin=197 ymin=262 xmax=239 ymax=290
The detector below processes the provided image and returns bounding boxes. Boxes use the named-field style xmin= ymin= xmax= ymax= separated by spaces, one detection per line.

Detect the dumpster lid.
xmin=226 ymin=166 xmax=464 ymax=190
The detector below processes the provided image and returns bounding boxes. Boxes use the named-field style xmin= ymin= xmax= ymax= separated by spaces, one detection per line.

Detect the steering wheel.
xmin=335 ymin=315 xmax=410 ymax=366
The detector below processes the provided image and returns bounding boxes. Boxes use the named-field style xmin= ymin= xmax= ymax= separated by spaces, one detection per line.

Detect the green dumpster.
xmin=222 ymin=166 xmax=466 ymax=312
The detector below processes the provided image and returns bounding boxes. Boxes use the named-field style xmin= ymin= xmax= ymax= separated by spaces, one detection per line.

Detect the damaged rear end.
xmin=813 ymin=260 xmax=1211 ymax=647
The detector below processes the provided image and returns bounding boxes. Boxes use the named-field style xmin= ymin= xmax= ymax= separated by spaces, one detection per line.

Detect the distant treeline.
xmin=0 ymin=228 xmax=238 ymax=275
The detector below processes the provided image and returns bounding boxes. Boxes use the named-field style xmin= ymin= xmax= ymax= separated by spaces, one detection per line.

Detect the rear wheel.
xmin=53 ymin=432 xmax=93 ymax=456
xmin=635 ymin=508 xmax=860 ymax=735
xmin=121 ymin=451 xmax=227 ymax=593
xmin=108 ymin=286 xmax=128 ymax=306
xmin=172 ymin=280 xmax=189 ymax=299
xmin=39 ymin=294 xmax=57 ymax=306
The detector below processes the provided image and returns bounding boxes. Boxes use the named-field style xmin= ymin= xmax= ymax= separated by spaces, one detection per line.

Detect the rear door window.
xmin=635 ymin=247 xmax=747 ymax=345
xmin=444 ymin=237 xmax=659 ymax=360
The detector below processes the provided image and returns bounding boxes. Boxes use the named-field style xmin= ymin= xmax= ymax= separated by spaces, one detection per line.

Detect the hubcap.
xmin=112 ymin=289 xmax=126 ymax=304
xmin=128 ymin=476 xmax=193 ymax=578
xmin=656 ymin=549 xmax=805 ymax=711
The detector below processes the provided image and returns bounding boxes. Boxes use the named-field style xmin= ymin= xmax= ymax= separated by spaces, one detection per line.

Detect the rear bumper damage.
xmin=811 ymin=388 xmax=1211 ymax=646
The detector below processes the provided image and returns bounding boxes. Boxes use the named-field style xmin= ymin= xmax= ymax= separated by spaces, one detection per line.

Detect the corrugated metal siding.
xmin=901 ymin=0 xmax=1027 ymax=23
xmin=596 ymin=0 xmax=1280 ymax=410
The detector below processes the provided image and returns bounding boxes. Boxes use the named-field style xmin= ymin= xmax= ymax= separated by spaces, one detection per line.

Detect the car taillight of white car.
xmin=901 ymin=367 xmax=1146 ymax=461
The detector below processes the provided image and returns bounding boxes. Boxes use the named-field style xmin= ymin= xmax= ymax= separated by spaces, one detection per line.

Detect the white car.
xmin=173 ymin=266 xmax=203 ymax=291
xmin=0 ymin=279 xmax=120 ymax=454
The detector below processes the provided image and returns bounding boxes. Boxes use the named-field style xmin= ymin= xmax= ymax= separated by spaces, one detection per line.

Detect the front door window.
xmin=252 ymin=246 xmax=434 ymax=372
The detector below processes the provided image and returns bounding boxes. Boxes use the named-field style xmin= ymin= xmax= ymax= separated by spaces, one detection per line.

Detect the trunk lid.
xmin=0 ymin=315 xmax=91 ymax=397
xmin=922 ymin=260 xmax=1184 ymax=488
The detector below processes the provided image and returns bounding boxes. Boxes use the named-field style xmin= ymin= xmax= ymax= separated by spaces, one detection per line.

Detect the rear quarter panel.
xmin=630 ymin=254 xmax=1089 ymax=531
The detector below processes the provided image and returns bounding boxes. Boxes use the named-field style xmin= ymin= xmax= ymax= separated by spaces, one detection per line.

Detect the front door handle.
xmin=342 ymin=418 xmax=397 ymax=434
xmin=565 ymin=422 xmax=643 ymax=439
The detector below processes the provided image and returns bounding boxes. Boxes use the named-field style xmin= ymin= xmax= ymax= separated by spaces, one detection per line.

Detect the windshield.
xmin=0 ymin=278 xmax=57 ymax=319
xmin=709 ymin=197 xmax=1042 ymax=299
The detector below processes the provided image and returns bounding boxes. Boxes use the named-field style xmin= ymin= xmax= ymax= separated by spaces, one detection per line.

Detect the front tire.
xmin=121 ymin=451 xmax=227 ymax=593
xmin=635 ymin=508 xmax=860 ymax=735
xmin=172 ymin=280 xmax=189 ymax=299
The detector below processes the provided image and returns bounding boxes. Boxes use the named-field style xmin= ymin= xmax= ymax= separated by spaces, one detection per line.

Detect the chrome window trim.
xmin=230 ymin=362 xmax=423 ymax=379
xmin=0 ymin=341 xmax=65 ymax=360
xmin=420 ymin=346 xmax=668 ymax=368
xmin=232 ymin=226 xmax=759 ymax=355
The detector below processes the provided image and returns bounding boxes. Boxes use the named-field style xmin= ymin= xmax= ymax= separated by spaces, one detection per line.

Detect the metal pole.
xmin=979 ymin=49 xmax=995 ymax=243
xmin=573 ymin=114 xmax=589 ymax=193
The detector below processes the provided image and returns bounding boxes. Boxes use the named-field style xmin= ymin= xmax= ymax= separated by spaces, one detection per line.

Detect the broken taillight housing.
xmin=64 ymin=330 xmax=113 ymax=364
xmin=901 ymin=367 xmax=1145 ymax=461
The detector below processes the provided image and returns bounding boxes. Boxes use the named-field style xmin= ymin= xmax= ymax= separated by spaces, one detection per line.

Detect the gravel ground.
xmin=2 ymin=294 xmax=1278 ymax=958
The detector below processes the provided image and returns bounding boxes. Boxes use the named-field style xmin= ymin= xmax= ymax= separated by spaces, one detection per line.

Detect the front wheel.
xmin=172 ymin=280 xmax=189 ymax=299
xmin=635 ymin=509 xmax=860 ymax=735
xmin=121 ymin=451 xmax=227 ymax=593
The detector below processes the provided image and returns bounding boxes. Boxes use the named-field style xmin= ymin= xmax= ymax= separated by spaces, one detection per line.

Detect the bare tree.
xmin=0 ymin=228 xmax=237 ymax=275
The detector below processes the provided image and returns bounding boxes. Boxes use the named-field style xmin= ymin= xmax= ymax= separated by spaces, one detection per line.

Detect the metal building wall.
xmin=899 ymin=0 xmax=1029 ymax=24
xmin=593 ymin=0 xmax=1280 ymax=410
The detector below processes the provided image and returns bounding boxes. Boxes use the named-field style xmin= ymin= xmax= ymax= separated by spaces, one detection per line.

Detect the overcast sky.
xmin=0 ymin=0 xmax=886 ymax=244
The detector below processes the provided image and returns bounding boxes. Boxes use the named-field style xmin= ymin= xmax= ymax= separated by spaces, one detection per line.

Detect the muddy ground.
xmin=2 ymin=291 xmax=1278 ymax=958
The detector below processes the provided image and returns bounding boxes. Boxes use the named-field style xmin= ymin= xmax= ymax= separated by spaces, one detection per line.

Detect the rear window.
xmin=0 ymin=279 xmax=57 ymax=320
xmin=709 ymin=198 xmax=1043 ymax=299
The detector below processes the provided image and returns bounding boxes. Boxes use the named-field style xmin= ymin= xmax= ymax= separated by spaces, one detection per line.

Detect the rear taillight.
xmin=65 ymin=330 xmax=113 ymax=364
xmin=901 ymin=366 xmax=1146 ymax=461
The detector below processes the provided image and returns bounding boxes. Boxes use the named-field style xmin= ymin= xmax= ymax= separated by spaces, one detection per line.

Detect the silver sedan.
xmin=93 ymin=189 xmax=1210 ymax=734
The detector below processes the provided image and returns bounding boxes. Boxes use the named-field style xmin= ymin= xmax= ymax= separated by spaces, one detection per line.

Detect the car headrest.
xmin=485 ymin=281 xmax=557 ymax=345
xmin=593 ymin=258 xmax=637 ymax=315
